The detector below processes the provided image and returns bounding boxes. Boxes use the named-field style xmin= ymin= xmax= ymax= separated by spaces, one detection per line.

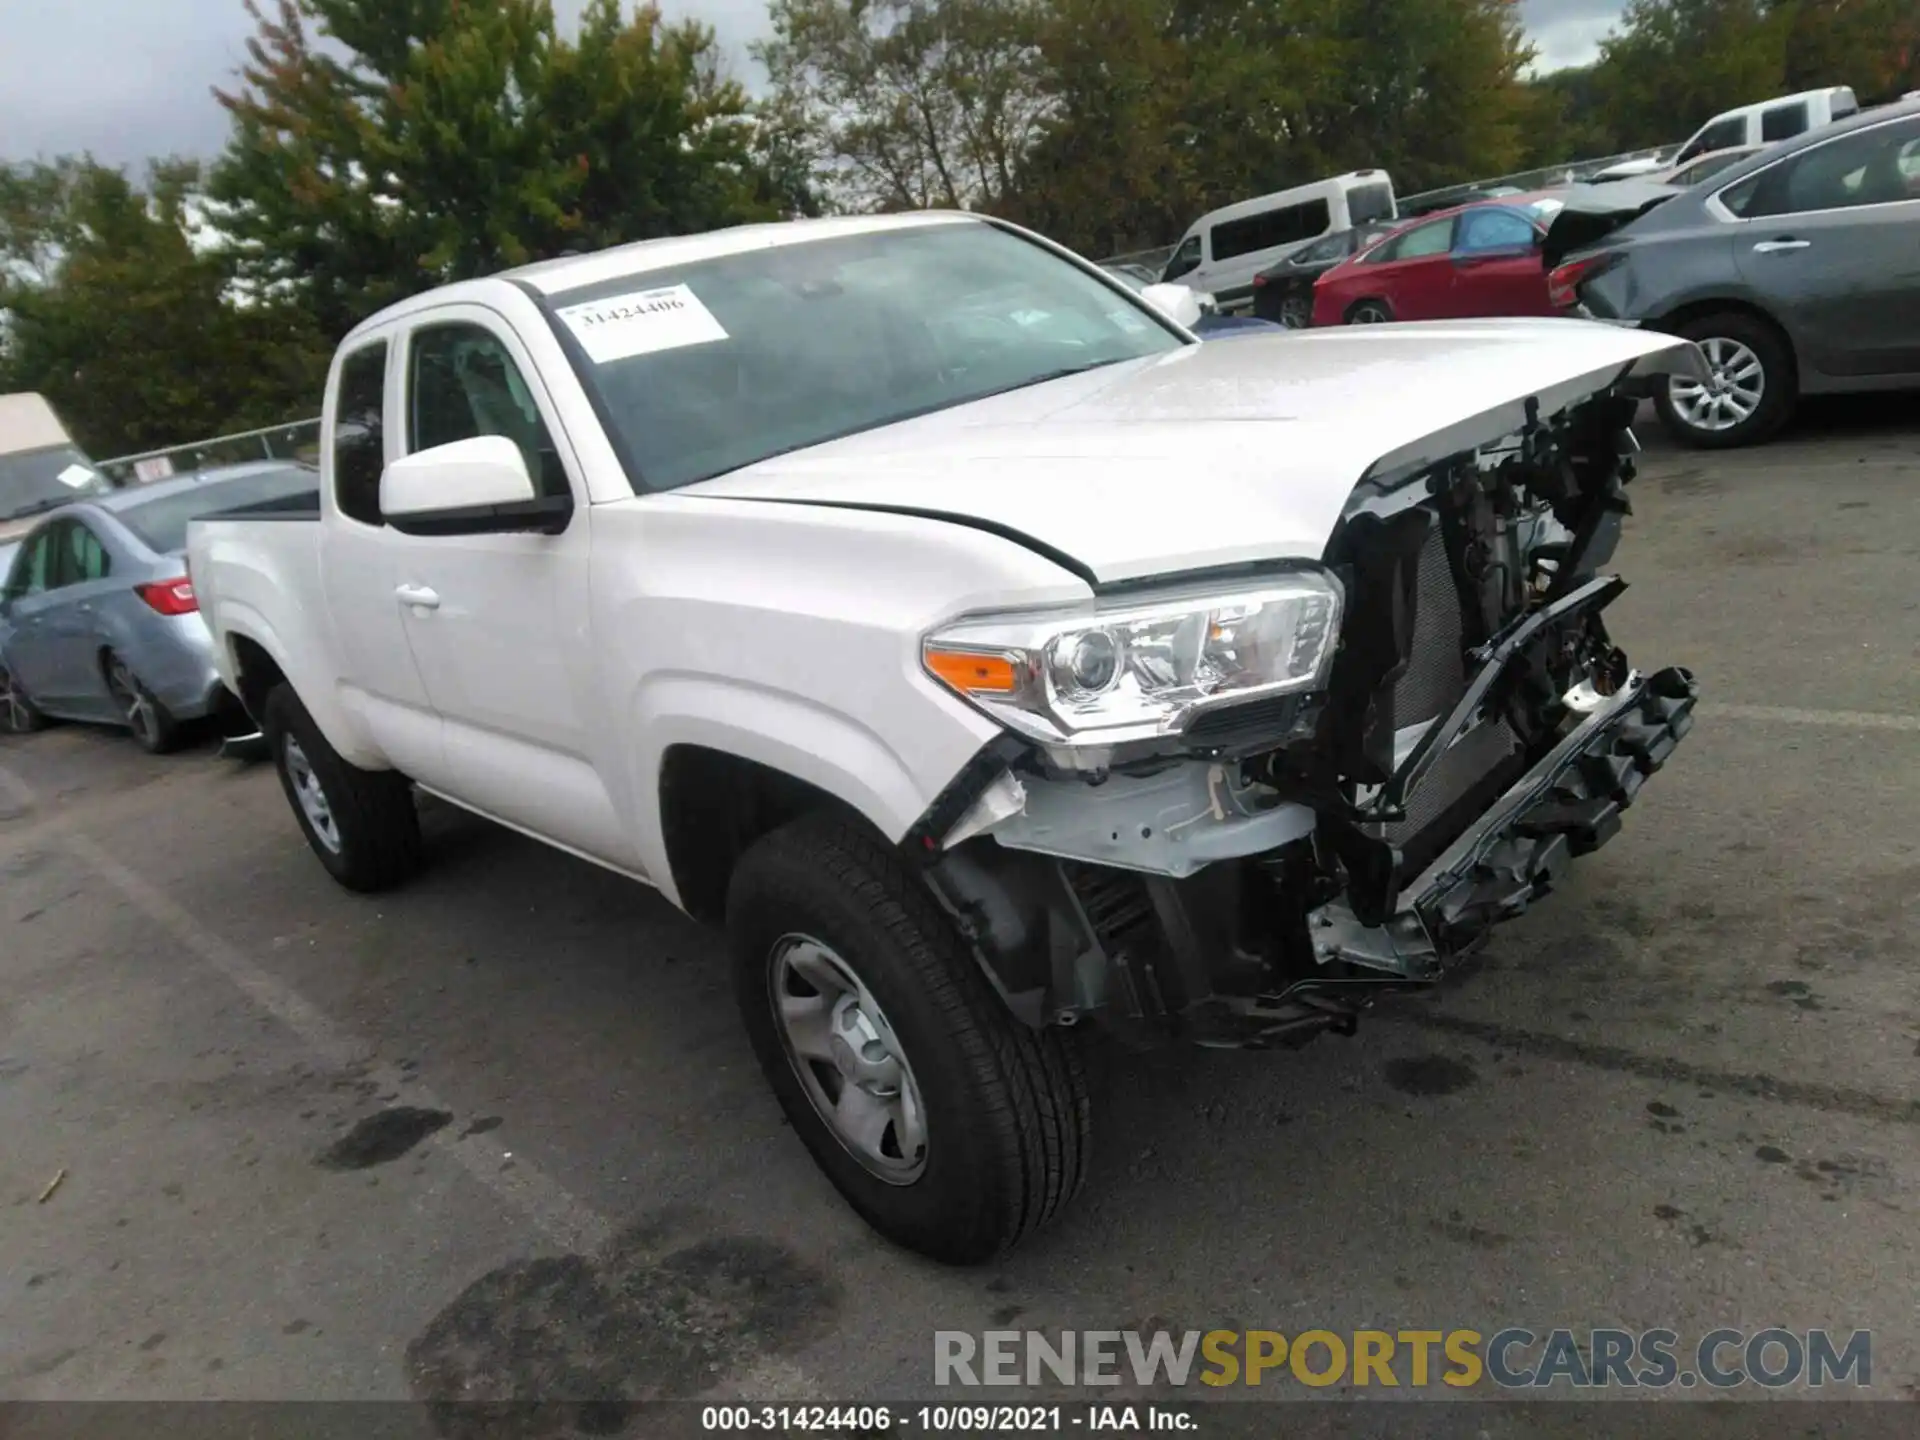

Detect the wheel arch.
xmin=657 ymin=743 xmax=874 ymax=925
xmin=635 ymin=676 xmax=955 ymax=921
xmin=214 ymin=609 xmax=382 ymax=767
xmin=1646 ymin=298 xmax=1800 ymax=385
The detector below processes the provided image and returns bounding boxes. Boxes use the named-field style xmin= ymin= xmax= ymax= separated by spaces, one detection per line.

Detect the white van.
xmin=1160 ymin=170 xmax=1397 ymax=311
xmin=1672 ymin=86 xmax=1859 ymax=165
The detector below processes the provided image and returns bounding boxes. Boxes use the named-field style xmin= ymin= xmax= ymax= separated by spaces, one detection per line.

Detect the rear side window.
xmin=1722 ymin=116 xmax=1920 ymax=217
xmin=1761 ymin=101 xmax=1809 ymax=142
xmin=1453 ymin=207 xmax=1537 ymax=253
xmin=1368 ymin=218 xmax=1452 ymax=263
xmin=1295 ymin=231 xmax=1354 ymax=265
xmin=54 ymin=522 xmax=111 ymax=585
xmin=1211 ymin=199 xmax=1332 ymax=261
xmin=333 ymin=342 xmax=389 ymax=527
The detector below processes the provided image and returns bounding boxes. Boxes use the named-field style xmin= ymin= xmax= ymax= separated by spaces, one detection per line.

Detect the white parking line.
xmin=1704 ymin=702 xmax=1920 ymax=733
xmin=0 ymin=756 xmax=614 ymax=1257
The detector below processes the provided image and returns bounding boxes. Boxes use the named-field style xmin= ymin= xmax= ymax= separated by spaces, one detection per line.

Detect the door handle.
xmin=1752 ymin=239 xmax=1810 ymax=253
xmin=394 ymin=584 xmax=441 ymax=611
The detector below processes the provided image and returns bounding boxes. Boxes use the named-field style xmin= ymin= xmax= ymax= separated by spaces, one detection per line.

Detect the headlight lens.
xmin=923 ymin=572 xmax=1342 ymax=744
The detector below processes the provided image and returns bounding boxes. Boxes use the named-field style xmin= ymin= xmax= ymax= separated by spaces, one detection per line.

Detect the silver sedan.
xmin=0 ymin=462 xmax=317 ymax=751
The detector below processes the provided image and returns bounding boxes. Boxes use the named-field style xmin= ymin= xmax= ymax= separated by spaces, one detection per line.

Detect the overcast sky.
xmin=1 ymin=0 xmax=1628 ymax=168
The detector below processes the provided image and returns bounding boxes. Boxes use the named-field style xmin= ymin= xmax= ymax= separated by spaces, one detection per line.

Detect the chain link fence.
xmin=97 ymin=418 xmax=322 ymax=488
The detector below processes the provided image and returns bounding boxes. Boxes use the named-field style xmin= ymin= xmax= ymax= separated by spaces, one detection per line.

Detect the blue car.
xmin=1192 ymin=311 xmax=1284 ymax=339
xmin=0 ymin=461 xmax=317 ymax=750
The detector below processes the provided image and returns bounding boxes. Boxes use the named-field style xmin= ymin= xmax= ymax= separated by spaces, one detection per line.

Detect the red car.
xmin=1310 ymin=194 xmax=1569 ymax=327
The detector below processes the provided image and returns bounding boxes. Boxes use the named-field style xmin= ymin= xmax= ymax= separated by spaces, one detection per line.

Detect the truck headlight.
xmin=923 ymin=572 xmax=1342 ymax=745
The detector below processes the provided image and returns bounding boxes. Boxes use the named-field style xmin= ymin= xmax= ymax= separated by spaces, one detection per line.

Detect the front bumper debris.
xmin=1305 ymin=665 xmax=1697 ymax=980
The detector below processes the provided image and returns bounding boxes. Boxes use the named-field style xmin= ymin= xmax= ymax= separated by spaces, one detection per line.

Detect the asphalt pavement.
xmin=2 ymin=396 xmax=1917 ymax=1429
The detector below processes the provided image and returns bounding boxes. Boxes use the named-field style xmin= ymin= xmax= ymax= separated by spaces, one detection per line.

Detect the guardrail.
xmin=1396 ymin=144 xmax=1682 ymax=215
xmin=98 ymin=417 xmax=321 ymax=487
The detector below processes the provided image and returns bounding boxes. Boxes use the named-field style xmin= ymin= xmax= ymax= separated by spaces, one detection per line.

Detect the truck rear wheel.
xmin=726 ymin=813 xmax=1092 ymax=1264
xmin=262 ymin=685 xmax=424 ymax=892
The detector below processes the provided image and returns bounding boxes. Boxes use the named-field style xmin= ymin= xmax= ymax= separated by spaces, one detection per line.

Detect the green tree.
xmin=1778 ymin=0 xmax=1920 ymax=101
xmin=755 ymin=0 xmax=1056 ymax=213
xmin=0 ymin=159 xmax=330 ymax=457
xmin=1585 ymin=0 xmax=1791 ymax=148
xmin=209 ymin=0 xmax=784 ymax=340
xmin=1000 ymin=0 xmax=1535 ymax=258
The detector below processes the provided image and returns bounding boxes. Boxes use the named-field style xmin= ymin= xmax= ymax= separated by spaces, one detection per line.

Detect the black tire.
xmin=262 ymin=684 xmax=424 ymax=892
xmin=1345 ymin=299 xmax=1393 ymax=324
xmin=1279 ymin=294 xmax=1314 ymax=330
xmin=727 ymin=813 xmax=1092 ymax=1265
xmin=0 ymin=658 xmax=48 ymax=735
xmin=1653 ymin=311 xmax=1796 ymax=450
xmin=103 ymin=650 xmax=181 ymax=754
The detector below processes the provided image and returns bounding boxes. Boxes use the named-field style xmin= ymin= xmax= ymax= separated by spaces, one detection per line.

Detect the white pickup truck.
xmin=189 ymin=212 xmax=1702 ymax=1263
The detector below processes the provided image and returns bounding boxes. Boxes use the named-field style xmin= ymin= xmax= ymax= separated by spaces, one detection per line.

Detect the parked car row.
xmin=1235 ymin=98 xmax=1918 ymax=449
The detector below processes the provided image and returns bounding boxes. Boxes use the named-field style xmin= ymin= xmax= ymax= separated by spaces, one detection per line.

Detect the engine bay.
xmin=919 ymin=381 xmax=1699 ymax=1048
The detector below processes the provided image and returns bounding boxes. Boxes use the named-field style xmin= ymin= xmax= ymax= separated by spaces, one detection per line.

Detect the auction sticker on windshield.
xmin=556 ymin=284 xmax=728 ymax=363
xmin=56 ymin=463 xmax=98 ymax=489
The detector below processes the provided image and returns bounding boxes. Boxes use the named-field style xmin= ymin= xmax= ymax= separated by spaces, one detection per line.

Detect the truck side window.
xmin=408 ymin=323 xmax=569 ymax=498
xmin=333 ymin=341 xmax=389 ymax=527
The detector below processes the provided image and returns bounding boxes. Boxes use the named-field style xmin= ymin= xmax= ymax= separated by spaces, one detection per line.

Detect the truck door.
xmin=317 ymin=337 xmax=446 ymax=782
xmin=382 ymin=307 xmax=636 ymax=871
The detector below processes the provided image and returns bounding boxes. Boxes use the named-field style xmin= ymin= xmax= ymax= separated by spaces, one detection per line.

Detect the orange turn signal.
xmin=926 ymin=648 xmax=1021 ymax=695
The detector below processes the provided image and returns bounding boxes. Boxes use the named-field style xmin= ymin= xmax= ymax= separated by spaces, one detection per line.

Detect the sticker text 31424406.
xmin=555 ymin=284 xmax=729 ymax=364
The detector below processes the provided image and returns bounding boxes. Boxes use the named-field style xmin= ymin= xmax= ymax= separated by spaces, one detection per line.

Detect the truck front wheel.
xmin=262 ymin=685 xmax=424 ymax=892
xmin=727 ymin=814 xmax=1092 ymax=1264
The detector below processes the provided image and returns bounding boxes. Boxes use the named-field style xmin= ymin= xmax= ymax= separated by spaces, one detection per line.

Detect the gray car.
xmin=1556 ymin=99 xmax=1920 ymax=448
xmin=0 ymin=462 xmax=318 ymax=749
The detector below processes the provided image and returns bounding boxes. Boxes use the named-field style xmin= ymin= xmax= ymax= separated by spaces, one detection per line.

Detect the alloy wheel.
xmin=106 ymin=659 xmax=161 ymax=748
xmin=0 ymin=667 xmax=31 ymax=734
xmin=1348 ymin=302 xmax=1391 ymax=324
xmin=1667 ymin=337 xmax=1764 ymax=433
xmin=768 ymin=933 xmax=929 ymax=1184
xmin=282 ymin=733 xmax=343 ymax=853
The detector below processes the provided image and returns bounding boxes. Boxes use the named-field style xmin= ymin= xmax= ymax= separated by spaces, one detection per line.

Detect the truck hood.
xmin=681 ymin=319 xmax=1700 ymax=585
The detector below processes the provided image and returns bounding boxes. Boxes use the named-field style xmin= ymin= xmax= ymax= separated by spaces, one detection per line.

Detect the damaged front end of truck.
xmin=911 ymin=351 xmax=1702 ymax=1050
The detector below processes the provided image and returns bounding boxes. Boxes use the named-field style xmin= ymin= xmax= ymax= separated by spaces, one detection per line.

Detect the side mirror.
xmin=380 ymin=435 xmax=570 ymax=537
xmin=1139 ymin=282 xmax=1207 ymax=329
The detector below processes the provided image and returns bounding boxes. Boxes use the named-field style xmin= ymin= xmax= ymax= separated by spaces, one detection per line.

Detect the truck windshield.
xmin=0 ymin=444 xmax=111 ymax=522
xmin=542 ymin=221 xmax=1185 ymax=492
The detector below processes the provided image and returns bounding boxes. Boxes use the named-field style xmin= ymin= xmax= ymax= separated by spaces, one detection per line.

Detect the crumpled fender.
xmin=1542 ymin=180 xmax=1682 ymax=271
